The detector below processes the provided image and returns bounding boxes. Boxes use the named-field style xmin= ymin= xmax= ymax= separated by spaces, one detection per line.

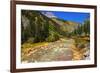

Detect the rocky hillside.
xmin=51 ymin=18 xmax=79 ymax=33
xmin=21 ymin=10 xmax=84 ymax=44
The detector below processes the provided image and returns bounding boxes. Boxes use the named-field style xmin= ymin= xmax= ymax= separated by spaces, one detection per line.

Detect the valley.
xmin=21 ymin=10 xmax=90 ymax=63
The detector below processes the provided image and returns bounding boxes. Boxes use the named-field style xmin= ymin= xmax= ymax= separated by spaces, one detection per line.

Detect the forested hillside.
xmin=22 ymin=10 xmax=89 ymax=43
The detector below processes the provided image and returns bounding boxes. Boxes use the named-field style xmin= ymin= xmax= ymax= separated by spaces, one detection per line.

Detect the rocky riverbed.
xmin=21 ymin=38 xmax=90 ymax=63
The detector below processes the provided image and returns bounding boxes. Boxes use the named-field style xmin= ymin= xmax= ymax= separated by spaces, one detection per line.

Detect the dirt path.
xmin=22 ymin=38 xmax=87 ymax=63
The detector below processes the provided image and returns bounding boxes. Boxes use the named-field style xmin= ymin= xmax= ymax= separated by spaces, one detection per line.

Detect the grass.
xmin=21 ymin=42 xmax=49 ymax=53
xmin=21 ymin=36 xmax=89 ymax=54
xmin=74 ymin=36 xmax=90 ymax=50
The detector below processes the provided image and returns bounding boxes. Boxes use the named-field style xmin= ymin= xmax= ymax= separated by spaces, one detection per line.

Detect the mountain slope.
xmin=51 ymin=18 xmax=80 ymax=33
xmin=21 ymin=10 xmax=81 ymax=43
xmin=21 ymin=10 xmax=61 ymax=43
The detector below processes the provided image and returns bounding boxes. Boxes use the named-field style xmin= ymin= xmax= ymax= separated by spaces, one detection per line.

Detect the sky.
xmin=41 ymin=11 xmax=90 ymax=24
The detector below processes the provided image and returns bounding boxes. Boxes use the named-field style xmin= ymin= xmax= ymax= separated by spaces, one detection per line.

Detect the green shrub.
xmin=26 ymin=37 xmax=35 ymax=43
xmin=46 ymin=32 xmax=59 ymax=42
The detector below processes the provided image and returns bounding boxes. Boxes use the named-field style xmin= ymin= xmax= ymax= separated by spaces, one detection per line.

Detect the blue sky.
xmin=41 ymin=11 xmax=90 ymax=24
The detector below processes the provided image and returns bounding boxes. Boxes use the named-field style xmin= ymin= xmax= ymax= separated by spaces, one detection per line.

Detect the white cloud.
xmin=41 ymin=12 xmax=57 ymax=18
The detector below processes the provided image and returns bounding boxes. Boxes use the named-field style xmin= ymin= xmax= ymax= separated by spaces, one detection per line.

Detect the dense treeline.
xmin=71 ymin=19 xmax=90 ymax=37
